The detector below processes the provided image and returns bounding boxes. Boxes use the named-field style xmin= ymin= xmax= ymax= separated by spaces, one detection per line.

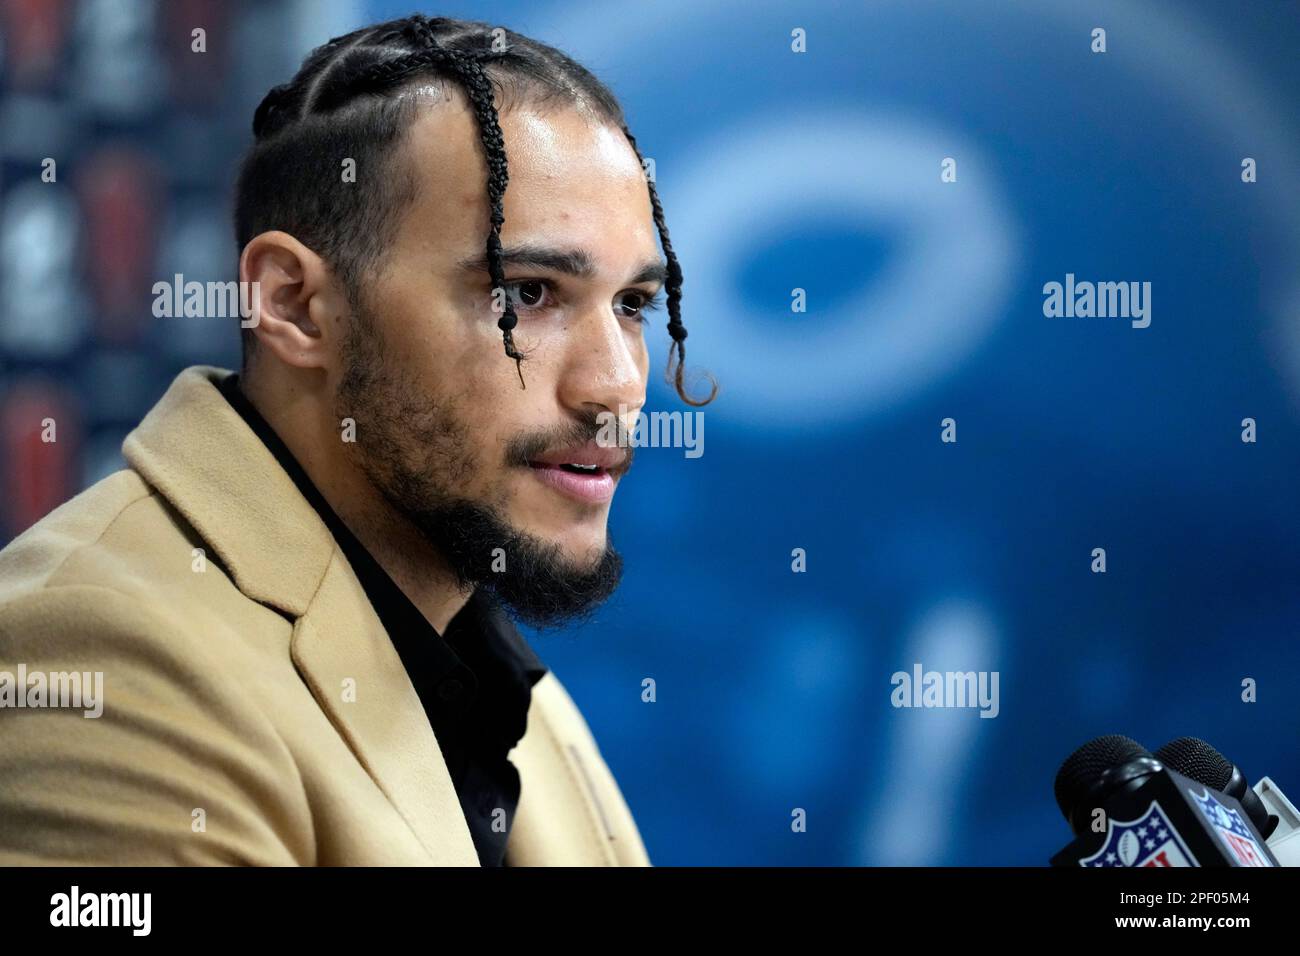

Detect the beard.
xmin=333 ymin=303 xmax=624 ymax=630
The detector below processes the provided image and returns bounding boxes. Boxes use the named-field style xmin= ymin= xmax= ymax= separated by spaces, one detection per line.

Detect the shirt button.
xmin=438 ymin=678 xmax=465 ymax=702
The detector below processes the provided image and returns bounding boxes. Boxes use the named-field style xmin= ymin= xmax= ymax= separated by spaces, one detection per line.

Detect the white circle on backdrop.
xmin=665 ymin=112 xmax=1017 ymax=428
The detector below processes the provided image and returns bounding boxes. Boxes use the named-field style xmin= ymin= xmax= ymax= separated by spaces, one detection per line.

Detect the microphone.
xmin=1050 ymin=734 xmax=1278 ymax=867
xmin=1054 ymin=734 xmax=1161 ymax=838
xmin=1153 ymin=736 xmax=1300 ymax=866
xmin=1154 ymin=737 xmax=1278 ymax=839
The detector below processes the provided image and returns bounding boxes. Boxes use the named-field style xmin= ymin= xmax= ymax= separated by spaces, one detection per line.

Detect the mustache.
xmin=503 ymin=410 xmax=635 ymax=477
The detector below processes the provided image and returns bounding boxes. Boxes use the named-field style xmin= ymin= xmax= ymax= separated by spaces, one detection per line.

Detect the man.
xmin=0 ymin=14 xmax=713 ymax=866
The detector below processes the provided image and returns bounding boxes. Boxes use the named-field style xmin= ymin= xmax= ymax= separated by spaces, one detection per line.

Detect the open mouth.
xmin=525 ymin=437 xmax=631 ymax=504
xmin=526 ymin=450 xmax=622 ymax=504
xmin=550 ymin=462 xmax=604 ymax=475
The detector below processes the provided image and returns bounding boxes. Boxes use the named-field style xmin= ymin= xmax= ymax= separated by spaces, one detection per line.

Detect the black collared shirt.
xmin=218 ymin=373 xmax=547 ymax=867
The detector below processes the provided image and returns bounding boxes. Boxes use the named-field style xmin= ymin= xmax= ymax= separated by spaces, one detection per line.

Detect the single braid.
xmin=253 ymin=29 xmax=360 ymax=138
xmin=435 ymin=50 xmax=529 ymax=388
xmin=622 ymin=128 xmax=717 ymax=407
xmin=251 ymin=82 xmax=296 ymax=138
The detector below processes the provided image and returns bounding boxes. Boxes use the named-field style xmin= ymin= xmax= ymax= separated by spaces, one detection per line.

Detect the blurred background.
xmin=2 ymin=0 xmax=1298 ymax=865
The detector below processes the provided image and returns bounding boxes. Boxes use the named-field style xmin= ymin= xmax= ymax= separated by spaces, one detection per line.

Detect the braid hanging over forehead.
xmin=240 ymin=13 xmax=716 ymax=406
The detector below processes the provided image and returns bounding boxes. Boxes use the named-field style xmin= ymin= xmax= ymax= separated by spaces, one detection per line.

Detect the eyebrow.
xmin=456 ymin=243 xmax=668 ymax=287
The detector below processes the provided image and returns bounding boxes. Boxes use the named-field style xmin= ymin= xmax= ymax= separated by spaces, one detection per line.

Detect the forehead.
xmin=395 ymin=92 xmax=660 ymax=267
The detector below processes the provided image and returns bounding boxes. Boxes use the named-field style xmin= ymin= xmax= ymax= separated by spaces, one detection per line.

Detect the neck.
xmin=242 ymin=368 xmax=471 ymax=633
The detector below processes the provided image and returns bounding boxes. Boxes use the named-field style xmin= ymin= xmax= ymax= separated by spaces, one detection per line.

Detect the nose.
xmin=556 ymin=305 xmax=646 ymax=420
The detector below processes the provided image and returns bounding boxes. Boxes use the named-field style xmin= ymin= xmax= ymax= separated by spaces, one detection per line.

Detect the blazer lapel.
xmin=292 ymin=552 xmax=478 ymax=865
xmin=124 ymin=365 xmax=478 ymax=866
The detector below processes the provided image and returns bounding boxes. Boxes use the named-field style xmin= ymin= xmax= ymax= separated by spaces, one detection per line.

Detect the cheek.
xmin=440 ymin=345 xmax=530 ymax=471
xmin=372 ymin=293 xmax=499 ymax=401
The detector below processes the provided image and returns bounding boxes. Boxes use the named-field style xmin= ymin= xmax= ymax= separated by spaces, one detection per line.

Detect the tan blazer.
xmin=0 ymin=366 xmax=650 ymax=866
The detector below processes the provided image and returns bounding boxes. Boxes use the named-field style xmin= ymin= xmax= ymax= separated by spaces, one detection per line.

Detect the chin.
xmin=528 ymin=518 xmax=609 ymax=567
xmin=560 ymin=529 xmax=611 ymax=569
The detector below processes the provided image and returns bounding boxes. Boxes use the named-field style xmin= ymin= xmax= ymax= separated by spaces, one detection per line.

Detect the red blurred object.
xmin=1 ymin=0 xmax=73 ymax=89
xmin=78 ymin=146 xmax=162 ymax=344
xmin=162 ymin=0 xmax=232 ymax=106
xmin=1 ymin=382 xmax=80 ymax=539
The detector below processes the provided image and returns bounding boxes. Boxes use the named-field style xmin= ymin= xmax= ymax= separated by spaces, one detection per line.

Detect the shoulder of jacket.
xmin=0 ymin=468 xmax=159 ymax=600
xmin=519 ymin=670 xmax=653 ymax=866
xmin=527 ymin=670 xmax=640 ymax=793
xmin=529 ymin=670 xmax=603 ymax=749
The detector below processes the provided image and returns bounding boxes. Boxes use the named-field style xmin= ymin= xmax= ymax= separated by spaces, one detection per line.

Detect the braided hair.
xmin=235 ymin=14 xmax=715 ymax=405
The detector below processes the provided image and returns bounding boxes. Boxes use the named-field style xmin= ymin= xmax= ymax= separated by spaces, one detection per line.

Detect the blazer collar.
xmin=122 ymin=365 xmax=334 ymax=619
xmin=122 ymin=365 xmax=479 ymax=864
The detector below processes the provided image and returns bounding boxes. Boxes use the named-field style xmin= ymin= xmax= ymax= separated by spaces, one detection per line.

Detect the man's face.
xmin=333 ymin=94 xmax=660 ymax=622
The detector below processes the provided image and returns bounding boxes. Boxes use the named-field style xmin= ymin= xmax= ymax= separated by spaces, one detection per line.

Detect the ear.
xmin=239 ymin=231 xmax=349 ymax=371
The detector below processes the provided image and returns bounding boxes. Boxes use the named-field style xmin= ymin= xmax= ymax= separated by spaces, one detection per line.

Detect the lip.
xmin=528 ymin=440 xmax=628 ymax=472
xmin=527 ymin=462 xmax=616 ymax=504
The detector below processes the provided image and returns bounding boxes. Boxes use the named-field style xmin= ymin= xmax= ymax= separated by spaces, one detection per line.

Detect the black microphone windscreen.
xmin=1155 ymin=737 xmax=1233 ymax=791
xmin=1054 ymin=734 xmax=1151 ymax=821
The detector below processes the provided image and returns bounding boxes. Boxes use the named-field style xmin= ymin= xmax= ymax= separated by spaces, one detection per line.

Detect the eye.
xmin=503 ymin=279 xmax=553 ymax=313
xmin=501 ymin=281 xmax=665 ymax=323
xmin=617 ymin=290 xmax=665 ymax=323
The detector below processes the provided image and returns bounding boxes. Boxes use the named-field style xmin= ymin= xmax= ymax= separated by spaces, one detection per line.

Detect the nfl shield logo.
xmin=1080 ymin=800 xmax=1198 ymax=867
xmin=1188 ymin=786 xmax=1274 ymax=867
